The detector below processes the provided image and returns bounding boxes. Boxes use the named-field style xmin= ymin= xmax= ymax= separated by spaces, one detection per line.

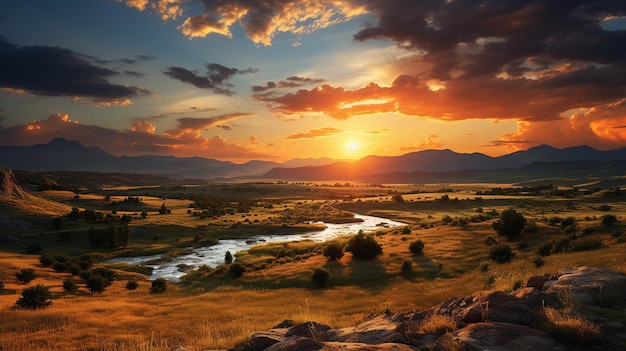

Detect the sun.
xmin=344 ymin=141 xmax=360 ymax=152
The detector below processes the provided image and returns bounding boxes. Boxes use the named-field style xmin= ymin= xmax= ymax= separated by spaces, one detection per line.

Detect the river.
xmin=106 ymin=213 xmax=405 ymax=281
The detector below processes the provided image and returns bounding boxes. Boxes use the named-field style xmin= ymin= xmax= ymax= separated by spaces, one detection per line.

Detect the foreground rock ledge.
xmin=232 ymin=266 xmax=626 ymax=351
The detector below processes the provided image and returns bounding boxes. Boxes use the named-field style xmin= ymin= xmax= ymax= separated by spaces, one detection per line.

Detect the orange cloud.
xmin=499 ymin=99 xmax=626 ymax=152
xmin=173 ymin=1 xmax=366 ymax=45
xmin=286 ymin=127 xmax=342 ymax=140
xmin=400 ymin=134 xmax=444 ymax=152
xmin=131 ymin=120 xmax=156 ymax=134
xmin=163 ymin=113 xmax=254 ymax=139
xmin=119 ymin=0 xmax=183 ymax=20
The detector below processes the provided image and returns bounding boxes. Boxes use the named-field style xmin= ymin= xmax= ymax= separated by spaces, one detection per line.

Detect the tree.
xmin=126 ymin=280 xmax=139 ymax=290
xmin=323 ymin=241 xmax=344 ymax=261
xmin=224 ymin=250 xmax=233 ymax=264
xmin=311 ymin=268 xmax=330 ymax=288
xmin=86 ymin=276 xmax=107 ymax=293
xmin=409 ymin=239 xmax=425 ymax=256
xmin=16 ymin=285 xmax=51 ymax=309
xmin=345 ymin=231 xmax=382 ymax=260
xmin=492 ymin=208 xmax=526 ymax=240
xmin=15 ymin=268 xmax=36 ymax=284
xmin=601 ymin=214 xmax=617 ymax=226
xmin=150 ymin=278 xmax=167 ymax=293
xmin=63 ymin=278 xmax=78 ymax=294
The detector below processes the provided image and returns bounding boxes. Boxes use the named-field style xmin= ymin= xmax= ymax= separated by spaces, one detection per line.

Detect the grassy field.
xmin=1 ymin=182 xmax=625 ymax=350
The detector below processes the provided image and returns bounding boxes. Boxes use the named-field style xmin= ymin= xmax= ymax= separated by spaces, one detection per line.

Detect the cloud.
xmin=119 ymin=0 xmax=183 ymax=20
xmin=498 ymin=99 xmax=626 ymax=151
xmin=164 ymin=63 xmax=257 ymax=95
xmin=252 ymin=76 xmax=326 ymax=92
xmin=286 ymin=127 xmax=342 ymax=140
xmin=0 ymin=37 xmax=153 ymax=103
xmin=400 ymin=134 xmax=444 ymax=152
xmin=0 ymin=112 xmax=269 ymax=161
xmin=163 ymin=113 xmax=255 ymax=139
xmin=175 ymin=0 xmax=366 ymax=45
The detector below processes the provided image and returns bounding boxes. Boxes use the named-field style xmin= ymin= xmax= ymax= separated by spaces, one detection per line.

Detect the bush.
xmin=409 ymin=239 xmax=425 ymax=256
xmin=345 ymin=231 xmax=382 ymax=260
xmin=492 ymin=208 xmax=526 ymax=240
xmin=150 ymin=278 xmax=167 ymax=293
xmin=601 ymin=214 xmax=617 ymax=226
xmin=0 ymin=280 xmax=4 ymax=291
xmin=15 ymin=268 xmax=36 ymax=284
xmin=86 ymin=276 xmax=108 ymax=293
xmin=488 ymin=244 xmax=514 ymax=264
xmin=16 ymin=284 xmax=51 ymax=309
xmin=311 ymin=268 xmax=330 ymax=288
xmin=401 ymin=226 xmax=411 ymax=234
xmin=228 ymin=262 xmax=246 ymax=278
xmin=401 ymin=260 xmax=413 ymax=272
xmin=560 ymin=217 xmax=577 ymax=229
xmin=63 ymin=278 xmax=78 ymax=294
xmin=126 ymin=280 xmax=139 ymax=290
xmin=39 ymin=253 xmax=55 ymax=267
xmin=52 ymin=261 xmax=68 ymax=273
xmin=524 ymin=220 xmax=538 ymax=234
xmin=323 ymin=241 xmax=345 ymax=261
xmin=91 ymin=267 xmax=115 ymax=286
xmin=224 ymin=250 xmax=233 ymax=264
xmin=532 ymin=256 xmax=545 ymax=268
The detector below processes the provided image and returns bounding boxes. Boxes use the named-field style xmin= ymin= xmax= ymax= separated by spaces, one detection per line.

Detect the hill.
xmin=0 ymin=168 xmax=71 ymax=217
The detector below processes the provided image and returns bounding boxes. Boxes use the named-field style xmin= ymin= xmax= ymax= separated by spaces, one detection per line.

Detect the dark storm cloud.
xmin=0 ymin=37 xmax=153 ymax=100
xmin=164 ymin=63 xmax=258 ymax=95
xmin=252 ymin=76 xmax=326 ymax=92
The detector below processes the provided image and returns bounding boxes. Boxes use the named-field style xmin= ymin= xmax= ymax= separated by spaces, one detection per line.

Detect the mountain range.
xmin=1 ymin=138 xmax=626 ymax=185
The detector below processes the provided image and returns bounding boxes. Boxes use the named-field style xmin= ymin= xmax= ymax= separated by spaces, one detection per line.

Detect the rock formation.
xmin=235 ymin=266 xmax=626 ymax=351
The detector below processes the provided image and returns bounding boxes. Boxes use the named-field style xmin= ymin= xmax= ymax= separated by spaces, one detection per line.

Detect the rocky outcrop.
xmin=236 ymin=266 xmax=626 ymax=351
xmin=0 ymin=168 xmax=25 ymax=199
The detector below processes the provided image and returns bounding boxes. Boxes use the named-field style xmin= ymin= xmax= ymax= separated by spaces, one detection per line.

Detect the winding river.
xmin=107 ymin=213 xmax=405 ymax=281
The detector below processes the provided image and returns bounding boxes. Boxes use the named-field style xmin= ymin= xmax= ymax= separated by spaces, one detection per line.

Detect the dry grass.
xmin=417 ymin=314 xmax=458 ymax=335
xmin=540 ymin=307 xmax=601 ymax=345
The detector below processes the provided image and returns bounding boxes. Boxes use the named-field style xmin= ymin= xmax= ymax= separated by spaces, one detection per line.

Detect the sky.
xmin=0 ymin=0 xmax=625 ymax=163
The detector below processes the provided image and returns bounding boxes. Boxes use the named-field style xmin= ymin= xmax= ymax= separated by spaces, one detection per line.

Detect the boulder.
xmin=286 ymin=322 xmax=331 ymax=338
xmin=250 ymin=329 xmax=288 ymax=351
xmin=545 ymin=266 xmax=626 ymax=306
xmin=264 ymin=336 xmax=323 ymax=351
xmin=512 ymin=287 xmax=560 ymax=309
xmin=325 ymin=314 xmax=407 ymax=344
xmin=457 ymin=291 xmax=537 ymax=325
xmin=453 ymin=322 xmax=567 ymax=351
xmin=526 ymin=275 xmax=551 ymax=290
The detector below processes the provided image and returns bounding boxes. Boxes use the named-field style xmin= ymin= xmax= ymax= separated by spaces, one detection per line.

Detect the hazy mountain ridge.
xmin=2 ymin=138 xmax=626 ymax=182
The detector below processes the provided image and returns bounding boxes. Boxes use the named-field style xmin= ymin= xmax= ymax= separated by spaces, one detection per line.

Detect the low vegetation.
xmin=0 ymin=178 xmax=625 ymax=350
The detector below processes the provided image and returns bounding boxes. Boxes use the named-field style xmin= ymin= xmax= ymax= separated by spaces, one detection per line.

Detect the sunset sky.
xmin=1 ymin=1 xmax=625 ymax=162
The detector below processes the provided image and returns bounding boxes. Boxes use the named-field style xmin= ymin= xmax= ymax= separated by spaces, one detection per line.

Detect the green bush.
xmin=601 ymin=214 xmax=617 ymax=226
xmin=346 ymin=231 xmax=382 ymax=260
xmin=323 ymin=241 xmax=344 ymax=261
xmin=15 ymin=268 xmax=36 ymax=284
xmin=86 ymin=276 xmax=108 ymax=293
xmin=311 ymin=268 xmax=330 ymax=288
xmin=16 ymin=284 xmax=51 ymax=309
xmin=150 ymin=278 xmax=167 ymax=293
xmin=409 ymin=239 xmax=425 ymax=256
xmin=63 ymin=278 xmax=78 ymax=294
xmin=126 ymin=280 xmax=139 ymax=290
xmin=488 ymin=244 xmax=514 ymax=264
xmin=492 ymin=208 xmax=526 ymax=240
xmin=228 ymin=262 xmax=246 ymax=278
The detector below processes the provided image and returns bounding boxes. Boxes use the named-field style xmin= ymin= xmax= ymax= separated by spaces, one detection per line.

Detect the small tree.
xmin=86 ymin=276 xmax=107 ymax=293
xmin=488 ymin=244 xmax=514 ymax=264
xmin=126 ymin=280 xmax=139 ymax=290
xmin=16 ymin=285 xmax=51 ymax=309
xmin=63 ymin=278 xmax=78 ymax=294
xmin=492 ymin=208 xmax=526 ymax=240
xmin=345 ymin=231 xmax=382 ymax=260
xmin=601 ymin=214 xmax=617 ymax=226
xmin=323 ymin=241 xmax=344 ymax=261
xmin=150 ymin=278 xmax=167 ymax=293
xmin=228 ymin=262 xmax=246 ymax=278
xmin=15 ymin=268 xmax=36 ymax=284
xmin=311 ymin=268 xmax=330 ymax=288
xmin=224 ymin=250 xmax=233 ymax=264
xmin=409 ymin=239 xmax=425 ymax=256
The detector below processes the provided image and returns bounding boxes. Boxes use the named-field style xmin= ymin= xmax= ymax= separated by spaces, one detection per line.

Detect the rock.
xmin=512 ymin=287 xmax=560 ymax=309
xmin=453 ymin=322 xmax=567 ymax=351
xmin=264 ymin=336 xmax=323 ymax=351
xmin=286 ymin=322 xmax=331 ymax=338
xmin=458 ymin=291 xmax=537 ymax=325
xmin=325 ymin=314 xmax=408 ymax=344
xmin=250 ymin=330 xmax=288 ymax=351
xmin=545 ymin=266 xmax=626 ymax=306
xmin=526 ymin=275 xmax=550 ymax=290
xmin=321 ymin=342 xmax=418 ymax=350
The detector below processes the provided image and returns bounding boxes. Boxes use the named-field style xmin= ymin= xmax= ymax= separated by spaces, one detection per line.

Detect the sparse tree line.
xmin=189 ymin=198 xmax=258 ymax=218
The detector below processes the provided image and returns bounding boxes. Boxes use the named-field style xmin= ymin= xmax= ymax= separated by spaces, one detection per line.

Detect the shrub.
xmin=401 ymin=226 xmax=411 ymax=234
xmin=52 ymin=261 xmax=68 ymax=273
xmin=86 ymin=276 xmax=108 ymax=293
xmin=323 ymin=241 xmax=345 ymax=261
xmin=63 ymin=278 xmax=78 ymax=294
xmin=532 ymin=256 xmax=546 ymax=268
xmin=15 ymin=268 xmax=36 ymax=284
xmin=409 ymin=239 xmax=425 ymax=256
xmin=311 ymin=268 xmax=330 ymax=288
xmin=401 ymin=260 xmax=413 ymax=272
xmin=126 ymin=280 xmax=139 ymax=290
xmin=0 ymin=280 xmax=4 ymax=291
xmin=569 ymin=237 xmax=604 ymax=252
xmin=524 ymin=220 xmax=538 ymax=234
xmin=228 ymin=262 xmax=246 ymax=278
xmin=16 ymin=284 xmax=51 ymax=309
xmin=91 ymin=267 xmax=115 ymax=286
xmin=150 ymin=278 xmax=168 ymax=293
xmin=492 ymin=208 xmax=526 ymax=240
xmin=560 ymin=217 xmax=577 ymax=229
xmin=224 ymin=250 xmax=233 ymax=264
xmin=345 ymin=231 xmax=382 ymax=260
xmin=601 ymin=214 xmax=617 ymax=226
xmin=39 ymin=253 xmax=55 ymax=267
xmin=488 ymin=244 xmax=514 ymax=264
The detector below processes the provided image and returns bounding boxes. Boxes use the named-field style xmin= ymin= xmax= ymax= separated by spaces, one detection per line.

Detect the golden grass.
xmin=417 ymin=314 xmax=458 ymax=335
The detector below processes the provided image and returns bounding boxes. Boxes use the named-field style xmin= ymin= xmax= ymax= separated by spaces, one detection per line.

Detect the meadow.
xmin=1 ymin=182 xmax=625 ymax=350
